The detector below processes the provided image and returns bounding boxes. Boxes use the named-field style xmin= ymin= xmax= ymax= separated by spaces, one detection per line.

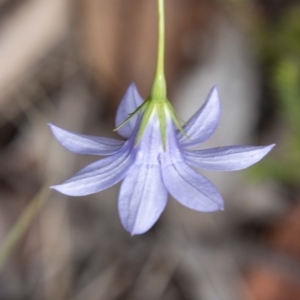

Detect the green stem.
xmin=156 ymin=0 xmax=165 ymax=80
xmin=151 ymin=0 xmax=167 ymax=100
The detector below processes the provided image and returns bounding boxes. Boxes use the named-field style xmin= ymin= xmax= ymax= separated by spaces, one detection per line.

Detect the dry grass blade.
xmin=0 ymin=185 xmax=51 ymax=272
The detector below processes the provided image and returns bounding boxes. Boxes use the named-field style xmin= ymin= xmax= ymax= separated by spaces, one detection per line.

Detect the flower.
xmin=49 ymin=83 xmax=274 ymax=235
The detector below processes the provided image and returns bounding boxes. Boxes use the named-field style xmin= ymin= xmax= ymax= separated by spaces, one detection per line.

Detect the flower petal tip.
xmin=48 ymin=123 xmax=57 ymax=129
xmin=50 ymin=184 xmax=60 ymax=192
xmin=123 ymin=226 xmax=149 ymax=236
xmin=48 ymin=123 xmax=59 ymax=135
xmin=210 ymin=85 xmax=220 ymax=99
xmin=130 ymin=226 xmax=154 ymax=236
xmin=129 ymin=82 xmax=137 ymax=89
xmin=50 ymin=184 xmax=80 ymax=197
xmin=268 ymin=143 xmax=276 ymax=150
xmin=50 ymin=184 xmax=71 ymax=196
xmin=216 ymin=201 xmax=225 ymax=211
xmin=48 ymin=123 xmax=54 ymax=130
xmin=122 ymin=221 xmax=155 ymax=236
xmin=130 ymin=230 xmax=144 ymax=236
xmin=261 ymin=143 xmax=276 ymax=157
xmin=209 ymin=196 xmax=224 ymax=212
xmin=211 ymin=85 xmax=219 ymax=94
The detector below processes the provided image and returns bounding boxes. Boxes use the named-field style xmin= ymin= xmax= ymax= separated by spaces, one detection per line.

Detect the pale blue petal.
xmin=162 ymin=116 xmax=223 ymax=212
xmin=49 ymin=124 xmax=124 ymax=156
xmin=115 ymin=83 xmax=143 ymax=138
xmin=184 ymin=144 xmax=275 ymax=171
xmin=178 ymin=86 xmax=221 ymax=148
xmin=51 ymin=144 xmax=135 ymax=196
xmin=162 ymin=157 xmax=224 ymax=212
xmin=118 ymin=112 xmax=167 ymax=235
xmin=118 ymin=162 xmax=167 ymax=235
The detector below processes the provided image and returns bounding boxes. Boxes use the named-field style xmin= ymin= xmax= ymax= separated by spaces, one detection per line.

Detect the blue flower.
xmin=49 ymin=84 xmax=274 ymax=235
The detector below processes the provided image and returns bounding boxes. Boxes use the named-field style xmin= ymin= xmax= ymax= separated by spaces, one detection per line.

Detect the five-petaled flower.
xmin=49 ymin=84 xmax=274 ymax=235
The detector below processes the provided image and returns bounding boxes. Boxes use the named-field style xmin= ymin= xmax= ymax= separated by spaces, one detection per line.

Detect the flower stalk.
xmin=151 ymin=0 xmax=167 ymax=101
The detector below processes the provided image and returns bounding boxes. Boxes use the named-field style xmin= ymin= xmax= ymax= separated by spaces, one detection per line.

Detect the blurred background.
xmin=0 ymin=0 xmax=300 ymax=299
